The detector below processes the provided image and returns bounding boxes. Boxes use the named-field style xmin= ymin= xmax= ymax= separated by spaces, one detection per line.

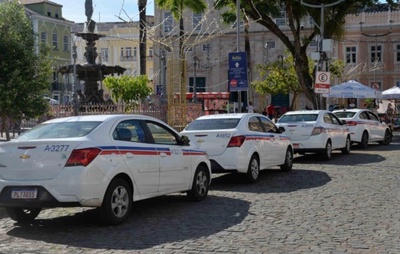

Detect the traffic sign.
xmin=228 ymin=52 xmax=248 ymax=91
xmin=314 ymin=71 xmax=330 ymax=94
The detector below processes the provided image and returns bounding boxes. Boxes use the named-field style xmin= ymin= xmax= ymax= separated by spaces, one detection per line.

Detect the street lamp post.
xmin=72 ymin=43 xmax=78 ymax=116
xmin=192 ymin=55 xmax=199 ymax=102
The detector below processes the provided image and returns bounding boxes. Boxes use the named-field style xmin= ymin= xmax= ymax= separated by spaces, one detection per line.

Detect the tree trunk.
xmin=138 ymin=0 xmax=147 ymax=75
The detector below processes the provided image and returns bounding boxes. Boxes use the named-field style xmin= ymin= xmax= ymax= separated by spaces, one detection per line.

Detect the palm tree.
xmin=138 ymin=0 xmax=147 ymax=75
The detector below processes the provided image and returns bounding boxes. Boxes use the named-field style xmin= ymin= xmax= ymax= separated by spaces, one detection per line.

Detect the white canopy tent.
xmin=324 ymin=80 xmax=382 ymax=99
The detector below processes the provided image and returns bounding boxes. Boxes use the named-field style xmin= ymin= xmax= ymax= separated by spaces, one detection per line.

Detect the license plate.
xmin=11 ymin=188 xmax=38 ymax=199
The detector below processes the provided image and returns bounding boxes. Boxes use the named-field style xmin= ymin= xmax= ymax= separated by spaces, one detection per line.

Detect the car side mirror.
xmin=278 ymin=126 xmax=286 ymax=133
xmin=180 ymin=135 xmax=190 ymax=146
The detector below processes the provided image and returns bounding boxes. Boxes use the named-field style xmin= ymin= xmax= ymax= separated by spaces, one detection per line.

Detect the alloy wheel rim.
xmin=111 ymin=186 xmax=129 ymax=218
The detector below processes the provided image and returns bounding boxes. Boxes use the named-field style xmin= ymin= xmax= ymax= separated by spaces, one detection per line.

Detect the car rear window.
xmin=185 ymin=118 xmax=240 ymax=130
xmin=278 ymin=114 xmax=318 ymax=123
xmin=334 ymin=112 xmax=356 ymax=118
xmin=16 ymin=121 xmax=101 ymax=140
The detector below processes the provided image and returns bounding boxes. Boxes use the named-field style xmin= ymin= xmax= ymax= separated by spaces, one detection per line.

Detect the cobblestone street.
xmin=0 ymin=133 xmax=399 ymax=253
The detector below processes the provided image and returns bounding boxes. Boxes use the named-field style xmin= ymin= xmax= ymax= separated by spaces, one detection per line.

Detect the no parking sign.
xmin=314 ymin=71 xmax=330 ymax=94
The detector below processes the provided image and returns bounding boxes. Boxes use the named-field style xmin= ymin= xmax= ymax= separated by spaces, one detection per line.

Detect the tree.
xmin=219 ymin=0 xmax=395 ymax=109
xmin=252 ymin=55 xmax=309 ymax=110
xmin=138 ymin=0 xmax=147 ymax=75
xmin=103 ymin=75 xmax=153 ymax=110
xmin=0 ymin=0 xmax=53 ymax=140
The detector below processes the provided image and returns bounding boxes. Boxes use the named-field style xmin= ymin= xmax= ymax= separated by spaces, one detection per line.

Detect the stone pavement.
xmin=0 ymin=132 xmax=399 ymax=253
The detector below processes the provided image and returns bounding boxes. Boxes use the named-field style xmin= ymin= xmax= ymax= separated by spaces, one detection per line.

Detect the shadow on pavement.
xmin=5 ymin=195 xmax=249 ymax=250
xmin=210 ymin=169 xmax=331 ymax=193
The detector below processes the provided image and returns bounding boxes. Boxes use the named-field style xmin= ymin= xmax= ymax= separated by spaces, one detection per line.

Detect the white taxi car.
xmin=0 ymin=115 xmax=211 ymax=225
xmin=181 ymin=113 xmax=293 ymax=183
xmin=333 ymin=109 xmax=392 ymax=148
xmin=276 ymin=110 xmax=351 ymax=160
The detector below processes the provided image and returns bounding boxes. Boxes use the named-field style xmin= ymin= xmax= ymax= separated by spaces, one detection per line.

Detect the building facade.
xmin=20 ymin=0 xmax=74 ymax=103
xmin=154 ymin=2 xmax=400 ymax=111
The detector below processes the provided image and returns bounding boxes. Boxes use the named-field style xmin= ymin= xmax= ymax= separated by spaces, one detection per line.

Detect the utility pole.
xmin=236 ymin=0 xmax=241 ymax=112
xmin=301 ymin=0 xmax=344 ymax=109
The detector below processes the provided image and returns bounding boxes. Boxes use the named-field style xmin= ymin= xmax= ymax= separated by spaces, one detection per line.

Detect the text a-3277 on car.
xmin=0 ymin=114 xmax=212 ymax=225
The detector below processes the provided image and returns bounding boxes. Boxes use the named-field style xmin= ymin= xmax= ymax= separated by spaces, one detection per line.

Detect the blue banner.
xmin=228 ymin=52 xmax=248 ymax=91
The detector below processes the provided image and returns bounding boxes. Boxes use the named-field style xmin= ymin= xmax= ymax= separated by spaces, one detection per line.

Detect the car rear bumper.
xmin=209 ymin=149 xmax=249 ymax=173
xmin=0 ymin=186 xmax=80 ymax=208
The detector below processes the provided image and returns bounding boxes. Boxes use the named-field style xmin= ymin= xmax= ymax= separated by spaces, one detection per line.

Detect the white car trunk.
xmin=0 ymin=140 xmax=82 ymax=181
xmin=277 ymin=122 xmax=318 ymax=141
xmin=183 ymin=131 xmax=237 ymax=156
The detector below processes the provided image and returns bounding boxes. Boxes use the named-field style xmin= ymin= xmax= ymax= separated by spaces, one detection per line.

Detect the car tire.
xmin=358 ymin=131 xmax=369 ymax=149
xmin=246 ymin=154 xmax=260 ymax=183
xmin=378 ymin=129 xmax=392 ymax=145
xmin=341 ymin=136 xmax=351 ymax=154
xmin=187 ymin=165 xmax=210 ymax=201
xmin=280 ymin=147 xmax=293 ymax=172
xmin=98 ymin=178 xmax=132 ymax=226
xmin=6 ymin=207 xmax=41 ymax=223
xmin=322 ymin=140 xmax=332 ymax=160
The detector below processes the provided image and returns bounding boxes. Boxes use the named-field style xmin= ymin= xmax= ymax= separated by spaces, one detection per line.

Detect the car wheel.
xmin=246 ymin=154 xmax=260 ymax=183
xmin=322 ymin=140 xmax=332 ymax=160
xmin=280 ymin=147 xmax=293 ymax=172
xmin=341 ymin=136 xmax=351 ymax=154
xmin=379 ymin=129 xmax=392 ymax=145
xmin=187 ymin=165 xmax=210 ymax=201
xmin=99 ymin=178 xmax=132 ymax=225
xmin=6 ymin=207 xmax=41 ymax=223
xmin=358 ymin=131 xmax=369 ymax=149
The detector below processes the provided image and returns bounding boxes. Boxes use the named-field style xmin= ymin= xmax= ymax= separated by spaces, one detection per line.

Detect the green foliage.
xmin=329 ymin=59 xmax=346 ymax=82
xmin=103 ymin=75 xmax=153 ymax=108
xmin=252 ymin=55 xmax=306 ymax=96
xmin=0 ymin=1 xmax=53 ymax=123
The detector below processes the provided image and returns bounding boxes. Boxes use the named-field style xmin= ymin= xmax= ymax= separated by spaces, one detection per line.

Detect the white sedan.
xmin=181 ymin=113 xmax=293 ymax=183
xmin=0 ymin=115 xmax=211 ymax=225
xmin=276 ymin=110 xmax=351 ymax=160
xmin=333 ymin=109 xmax=392 ymax=148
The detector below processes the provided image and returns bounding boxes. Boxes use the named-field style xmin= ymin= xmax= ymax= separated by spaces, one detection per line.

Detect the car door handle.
xmin=125 ymin=152 xmax=134 ymax=158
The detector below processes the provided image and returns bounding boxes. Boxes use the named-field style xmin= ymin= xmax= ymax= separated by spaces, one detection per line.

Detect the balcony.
xmin=120 ymin=56 xmax=136 ymax=62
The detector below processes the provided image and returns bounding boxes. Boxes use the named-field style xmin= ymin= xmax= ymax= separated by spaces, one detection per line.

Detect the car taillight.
xmin=346 ymin=121 xmax=358 ymax=126
xmin=65 ymin=148 xmax=101 ymax=167
xmin=227 ymin=135 xmax=246 ymax=147
xmin=311 ymin=127 xmax=324 ymax=135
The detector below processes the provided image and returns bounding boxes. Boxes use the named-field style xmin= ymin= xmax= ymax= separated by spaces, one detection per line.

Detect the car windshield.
xmin=16 ymin=121 xmax=101 ymax=140
xmin=334 ymin=112 xmax=356 ymax=118
xmin=278 ymin=114 xmax=318 ymax=123
xmin=185 ymin=118 xmax=240 ymax=130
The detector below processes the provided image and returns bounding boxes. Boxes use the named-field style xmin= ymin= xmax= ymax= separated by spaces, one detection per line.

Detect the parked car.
xmin=276 ymin=110 xmax=351 ymax=160
xmin=333 ymin=108 xmax=392 ymax=148
xmin=0 ymin=115 xmax=211 ymax=225
xmin=180 ymin=113 xmax=293 ymax=183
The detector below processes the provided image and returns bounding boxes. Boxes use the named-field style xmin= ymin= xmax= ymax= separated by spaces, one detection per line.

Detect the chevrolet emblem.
xmin=196 ymin=140 xmax=205 ymax=143
xmin=20 ymin=154 xmax=31 ymax=159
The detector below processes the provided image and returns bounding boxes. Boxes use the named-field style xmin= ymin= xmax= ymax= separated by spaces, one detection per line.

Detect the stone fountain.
xmin=59 ymin=0 xmax=125 ymax=104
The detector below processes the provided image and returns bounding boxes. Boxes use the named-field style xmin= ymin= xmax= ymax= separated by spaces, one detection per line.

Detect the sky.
xmin=54 ymin=0 xmax=155 ymax=23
